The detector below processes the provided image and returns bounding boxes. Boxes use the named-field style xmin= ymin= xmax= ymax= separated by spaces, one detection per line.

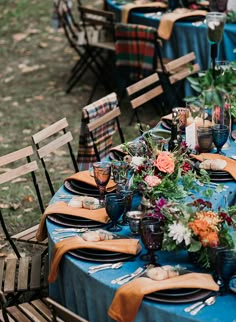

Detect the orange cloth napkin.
xmin=158 ymin=9 xmax=207 ymax=40
xmin=191 ymin=153 xmax=236 ymax=180
xmin=36 ymin=202 xmax=109 ymax=242
xmin=121 ymin=2 xmax=167 ymax=23
xmin=65 ymin=170 xmax=116 ymax=192
xmin=108 ymin=273 xmax=219 ymax=322
xmin=48 ymin=236 xmax=140 ymax=283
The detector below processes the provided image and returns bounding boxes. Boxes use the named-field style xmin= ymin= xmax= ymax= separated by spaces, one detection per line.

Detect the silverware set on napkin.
xmin=52 ymin=228 xmax=88 ymax=241
xmin=88 ymin=262 xmax=123 ymax=274
xmin=184 ymin=295 xmax=217 ymax=315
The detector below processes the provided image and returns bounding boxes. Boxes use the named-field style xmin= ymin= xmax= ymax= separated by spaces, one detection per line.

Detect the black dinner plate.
xmin=58 ymin=214 xmax=93 ymax=223
xmin=69 ymin=243 xmax=142 ymax=263
xmin=70 ymin=179 xmax=99 ymax=192
xmin=194 ymin=161 xmax=234 ymax=182
xmin=64 ymin=180 xmax=100 ymax=197
xmin=145 ymin=289 xmax=213 ymax=304
xmin=178 ymin=15 xmax=206 ymax=23
xmin=47 ymin=214 xmax=105 ymax=229
xmin=156 ymin=287 xmax=200 ymax=297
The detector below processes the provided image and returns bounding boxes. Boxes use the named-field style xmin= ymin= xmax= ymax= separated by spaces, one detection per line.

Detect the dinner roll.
xmin=146 ymin=265 xmax=179 ymax=281
xmin=83 ymin=197 xmax=100 ymax=210
xmin=68 ymin=196 xmax=85 ymax=208
xmin=199 ymin=159 xmax=227 ymax=171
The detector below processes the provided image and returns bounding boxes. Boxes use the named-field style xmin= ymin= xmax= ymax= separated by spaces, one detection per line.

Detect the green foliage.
xmin=226 ymin=10 xmax=236 ymax=23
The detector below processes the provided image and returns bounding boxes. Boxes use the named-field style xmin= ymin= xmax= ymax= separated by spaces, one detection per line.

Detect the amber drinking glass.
xmin=93 ymin=161 xmax=111 ymax=206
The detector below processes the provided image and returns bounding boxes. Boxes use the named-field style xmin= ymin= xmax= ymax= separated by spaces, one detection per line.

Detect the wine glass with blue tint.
xmin=139 ymin=217 xmax=164 ymax=266
xmin=212 ymin=124 xmax=229 ymax=155
xmin=105 ymin=193 xmax=125 ymax=232
xmin=118 ymin=189 xmax=134 ymax=226
xmin=111 ymin=161 xmax=129 ymax=193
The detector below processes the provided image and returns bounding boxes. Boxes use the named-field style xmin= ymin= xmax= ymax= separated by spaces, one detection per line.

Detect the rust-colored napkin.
xmin=108 ymin=273 xmax=219 ymax=322
xmin=158 ymin=9 xmax=207 ymax=40
xmin=191 ymin=153 xmax=236 ymax=180
xmin=36 ymin=202 xmax=109 ymax=242
xmin=65 ymin=170 xmax=116 ymax=192
xmin=48 ymin=236 xmax=140 ymax=283
xmin=121 ymin=2 xmax=167 ymax=23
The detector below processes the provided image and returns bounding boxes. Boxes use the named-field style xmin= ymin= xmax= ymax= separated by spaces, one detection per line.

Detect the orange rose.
xmin=154 ymin=152 xmax=175 ymax=174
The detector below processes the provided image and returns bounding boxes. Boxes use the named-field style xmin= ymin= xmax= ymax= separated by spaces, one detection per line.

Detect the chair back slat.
xmin=0 ymin=161 xmax=38 ymax=185
xmin=0 ymin=146 xmax=34 ymax=167
xmin=87 ymin=108 xmax=121 ymax=132
xmin=130 ymin=85 xmax=163 ymax=110
xmin=30 ymin=255 xmax=41 ymax=290
xmin=17 ymin=257 xmax=30 ymax=291
xmin=80 ymin=6 xmax=115 ymax=28
xmin=126 ymin=73 xmax=160 ymax=96
xmin=45 ymin=297 xmax=89 ymax=322
xmin=4 ymin=258 xmax=17 ymax=293
xmin=164 ymin=52 xmax=196 ymax=73
xmin=169 ymin=63 xmax=200 ymax=84
xmin=32 ymin=118 xmax=68 ymax=144
xmin=37 ymin=131 xmax=73 ymax=159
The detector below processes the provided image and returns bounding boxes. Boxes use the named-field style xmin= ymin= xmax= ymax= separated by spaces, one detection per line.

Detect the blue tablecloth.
xmin=106 ymin=0 xmax=236 ymax=70
xmin=47 ymin=139 xmax=236 ymax=322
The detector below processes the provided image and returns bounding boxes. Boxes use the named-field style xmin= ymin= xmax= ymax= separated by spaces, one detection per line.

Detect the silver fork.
xmin=52 ymin=228 xmax=88 ymax=234
xmin=111 ymin=267 xmax=143 ymax=284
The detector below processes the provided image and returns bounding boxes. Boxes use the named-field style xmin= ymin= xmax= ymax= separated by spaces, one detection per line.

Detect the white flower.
xmin=130 ymin=156 xmax=145 ymax=169
xmin=168 ymin=222 xmax=191 ymax=246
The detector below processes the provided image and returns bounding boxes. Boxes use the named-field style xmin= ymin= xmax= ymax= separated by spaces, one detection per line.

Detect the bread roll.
xmin=199 ymin=159 xmax=227 ymax=171
xmin=82 ymin=231 xmax=101 ymax=242
xmin=68 ymin=196 xmax=85 ymax=208
xmin=146 ymin=266 xmax=179 ymax=281
xmin=82 ymin=197 xmax=100 ymax=210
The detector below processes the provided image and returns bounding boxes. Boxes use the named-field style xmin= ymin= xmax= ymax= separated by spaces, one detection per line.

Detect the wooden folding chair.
xmin=156 ymin=51 xmax=200 ymax=109
xmin=126 ymin=72 xmax=164 ymax=133
xmin=78 ymin=4 xmax=117 ymax=101
xmin=56 ymin=0 xmax=111 ymax=101
xmin=32 ymin=118 xmax=78 ymax=197
xmin=0 ymin=146 xmax=47 ymax=254
xmin=0 ymin=147 xmax=48 ymax=304
xmin=0 ymin=292 xmax=88 ymax=322
xmin=77 ymin=92 xmax=125 ymax=170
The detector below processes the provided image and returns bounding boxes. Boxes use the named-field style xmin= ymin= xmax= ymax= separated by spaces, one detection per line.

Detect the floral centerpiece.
xmin=122 ymin=133 xmax=211 ymax=204
xmin=151 ymin=198 xmax=236 ymax=268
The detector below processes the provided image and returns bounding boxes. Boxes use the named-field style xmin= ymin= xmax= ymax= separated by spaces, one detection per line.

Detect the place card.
xmin=185 ymin=122 xmax=196 ymax=149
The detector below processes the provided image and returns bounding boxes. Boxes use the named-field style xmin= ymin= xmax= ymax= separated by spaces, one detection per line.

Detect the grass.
xmin=0 ymin=0 xmax=161 ymax=254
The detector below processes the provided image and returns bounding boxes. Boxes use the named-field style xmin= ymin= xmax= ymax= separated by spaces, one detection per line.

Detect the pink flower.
xmin=154 ymin=152 xmax=175 ymax=174
xmin=144 ymin=175 xmax=162 ymax=187
xmin=213 ymin=106 xmax=221 ymax=121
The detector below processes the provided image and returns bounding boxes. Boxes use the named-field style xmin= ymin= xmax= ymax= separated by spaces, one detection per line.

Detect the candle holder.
xmin=206 ymin=12 xmax=226 ymax=79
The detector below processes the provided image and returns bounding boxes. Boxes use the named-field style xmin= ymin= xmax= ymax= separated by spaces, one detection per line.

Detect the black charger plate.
xmin=145 ymin=289 xmax=212 ymax=304
xmin=64 ymin=180 xmax=100 ymax=197
xmin=69 ymin=243 xmax=142 ymax=263
xmin=194 ymin=161 xmax=234 ymax=182
xmin=47 ymin=214 xmax=105 ymax=229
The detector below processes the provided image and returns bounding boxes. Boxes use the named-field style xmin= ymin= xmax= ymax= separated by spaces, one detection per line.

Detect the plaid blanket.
xmin=77 ymin=92 xmax=118 ymax=171
xmin=115 ymin=23 xmax=157 ymax=82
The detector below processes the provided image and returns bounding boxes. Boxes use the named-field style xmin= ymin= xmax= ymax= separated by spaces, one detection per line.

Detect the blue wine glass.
xmin=139 ymin=217 xmax=164 ymax=266
xmin=105 ymin=194 xmax=125 ymax=232
xmin=118 ymin=189 xmax=134 ymax=226
xmin=212 ymin=124 xmax=229 ymax=155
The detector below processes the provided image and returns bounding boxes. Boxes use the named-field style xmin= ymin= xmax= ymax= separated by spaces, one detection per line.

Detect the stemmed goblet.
xmin=93 ymin=161 xmax=111 ymax=206
xmin=111 ymin=161 xmax=130 ymax=193
xmin=118 ymin=189 xmax=134 ymax=226
xmin=105 ymin=193 xmax=126 ymax=232
xmin=212 ymin=124 xmax=229 ymax=155
xmin=139 ymin=217 xmax=164 ymax=266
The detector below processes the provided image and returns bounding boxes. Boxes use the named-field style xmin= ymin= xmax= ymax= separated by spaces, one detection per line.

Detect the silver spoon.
xmin=88 ymin=262 xmax=123 ymax=274
xmin=111 ymin=267 xmax=143 ymax=284
xmin=190 ymin=296 xmax=217 ymax=315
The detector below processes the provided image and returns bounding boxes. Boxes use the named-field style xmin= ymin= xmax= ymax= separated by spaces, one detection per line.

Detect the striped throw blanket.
xmin=115 ymin=23 xmax=157 ymax=82
xmin=77 ymin=92 xmax=118 ymax=171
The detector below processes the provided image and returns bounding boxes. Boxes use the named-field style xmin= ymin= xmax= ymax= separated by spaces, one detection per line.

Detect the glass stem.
xmin=99 ymin=186 xmax=106 ymax=205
